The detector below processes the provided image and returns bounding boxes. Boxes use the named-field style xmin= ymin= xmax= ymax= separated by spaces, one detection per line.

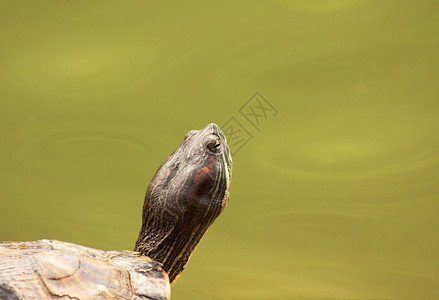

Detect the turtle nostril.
xmin=206 ymin=123 xmax=219 ymax=134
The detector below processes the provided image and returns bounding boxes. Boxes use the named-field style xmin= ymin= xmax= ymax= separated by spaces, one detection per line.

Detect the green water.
xmin=1 ymin=1 xmax=439 ymax=299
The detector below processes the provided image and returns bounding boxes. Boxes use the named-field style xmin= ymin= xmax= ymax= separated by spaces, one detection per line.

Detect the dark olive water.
xmin=1 ymin=1 xmax=439 ymax=299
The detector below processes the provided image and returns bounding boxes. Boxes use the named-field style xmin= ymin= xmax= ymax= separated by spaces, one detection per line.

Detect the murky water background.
xmin=1 ymin=1 xmax=439 ymax=299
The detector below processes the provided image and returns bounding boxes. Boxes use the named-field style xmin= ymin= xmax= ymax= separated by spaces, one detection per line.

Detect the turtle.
xmin=0 ymin=123 xmax=232 ymax=300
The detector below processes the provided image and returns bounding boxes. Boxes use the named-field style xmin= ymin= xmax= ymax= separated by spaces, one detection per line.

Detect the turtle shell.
xmin=0 ymin=239 xmax=170 ymax=300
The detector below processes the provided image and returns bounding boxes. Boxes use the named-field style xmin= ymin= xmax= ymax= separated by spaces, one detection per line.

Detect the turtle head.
xmin=135 ymin=123 xmax=232 ymax=284
xmin=160 ymin=122 xmax=232 ymax=211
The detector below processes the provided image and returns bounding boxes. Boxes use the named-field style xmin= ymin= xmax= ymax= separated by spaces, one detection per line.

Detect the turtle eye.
xmin=206 ymin=138 xmax=221 ymax=153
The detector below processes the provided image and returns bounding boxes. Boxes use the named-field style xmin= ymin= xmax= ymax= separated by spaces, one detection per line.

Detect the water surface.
xmin=1 ymin=1 xmax=438 ymax=299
